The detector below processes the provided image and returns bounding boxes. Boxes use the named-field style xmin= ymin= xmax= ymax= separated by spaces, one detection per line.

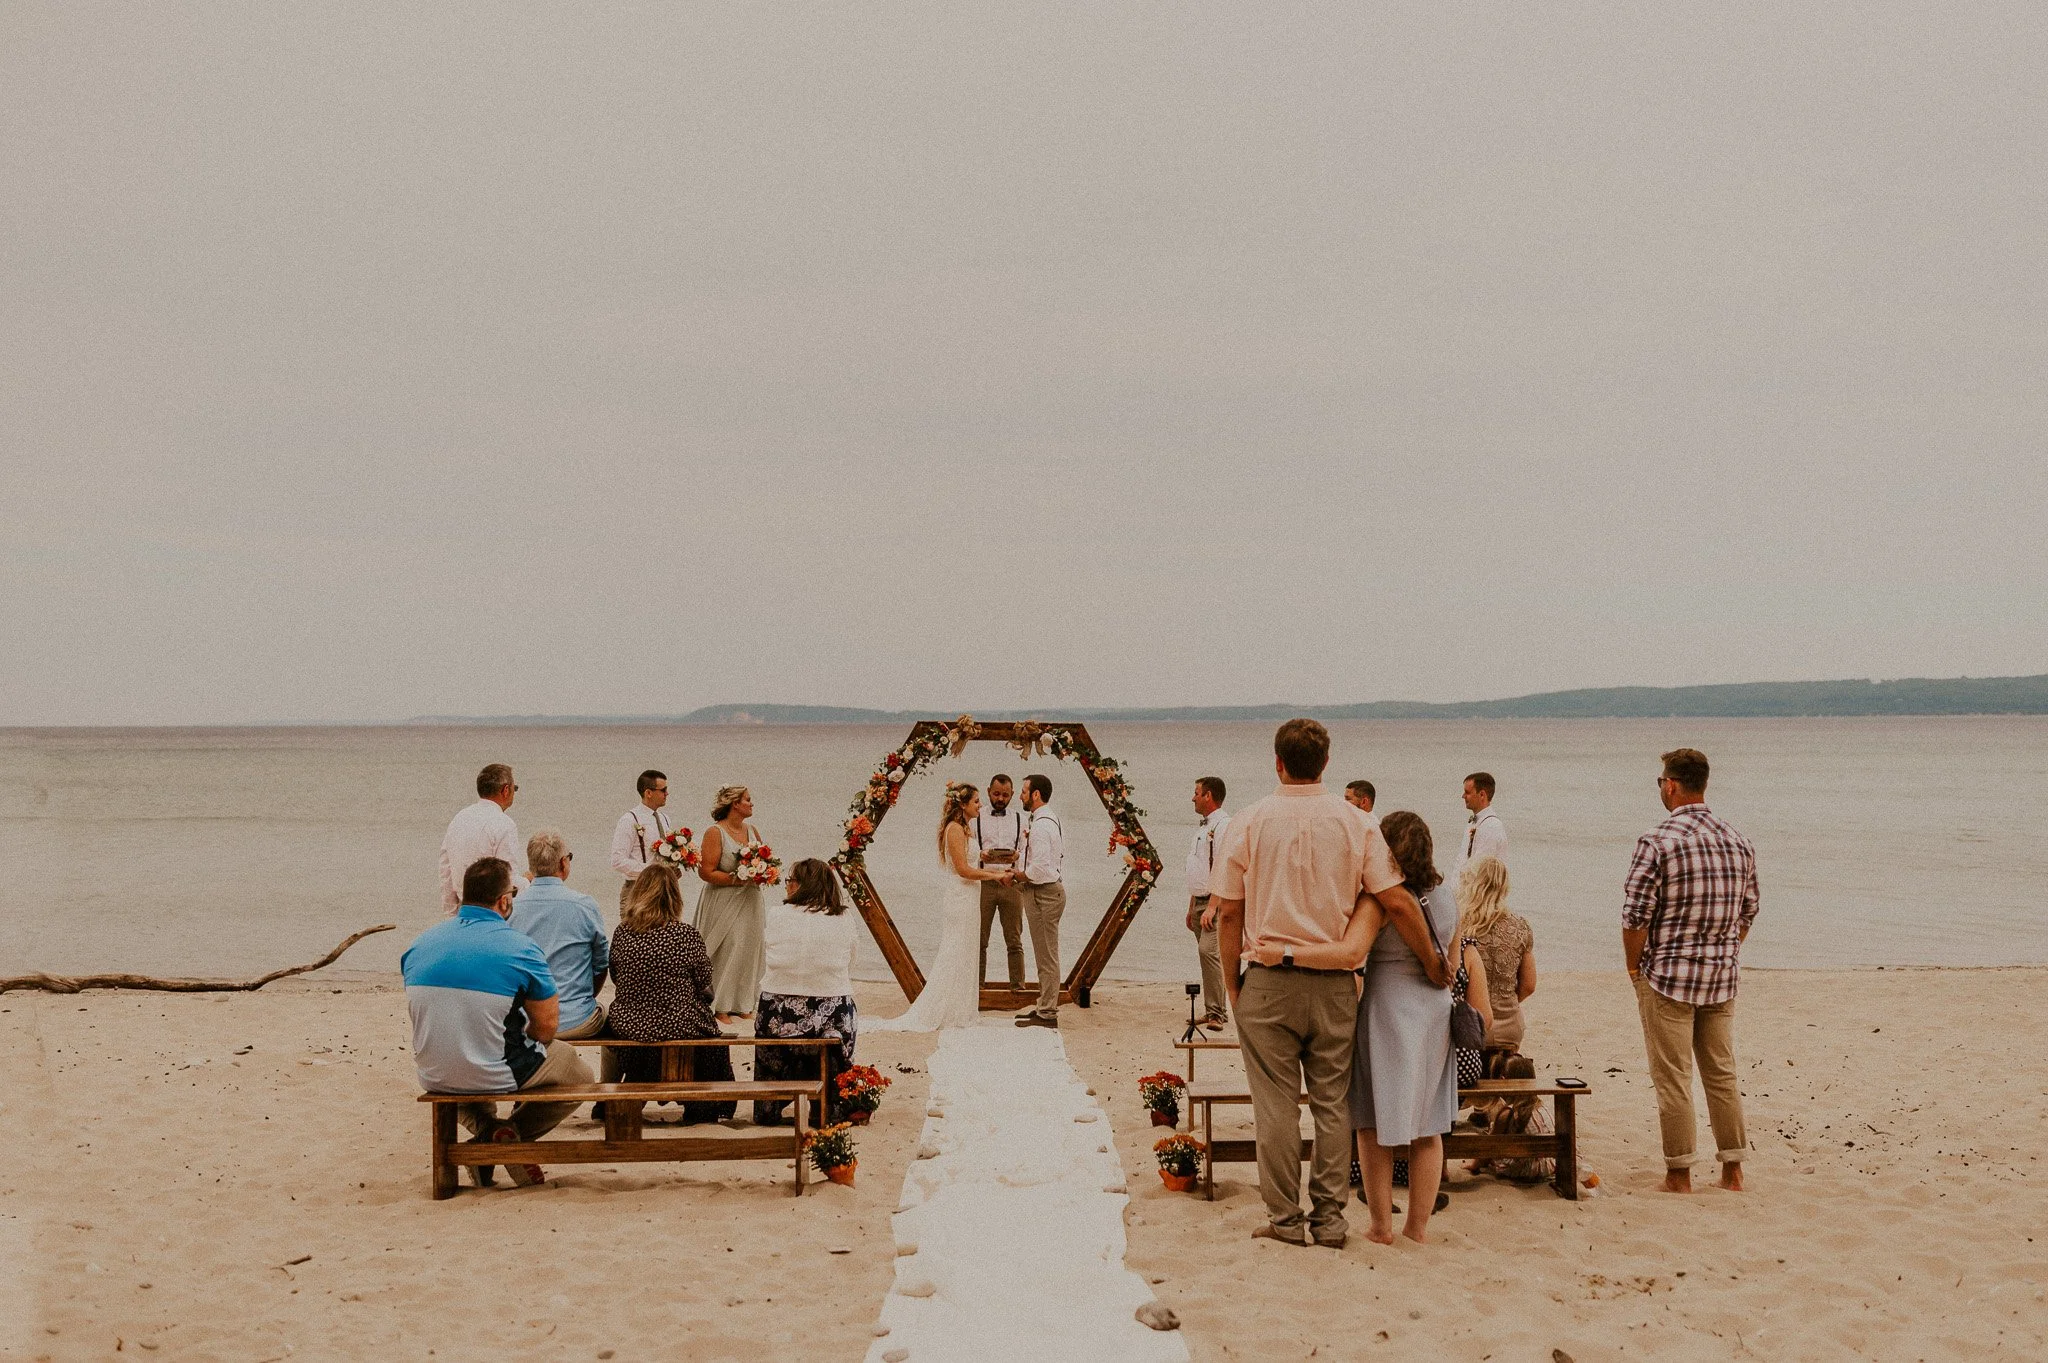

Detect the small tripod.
xmin=1177 ymin=981 xmax=1206 ymax=1045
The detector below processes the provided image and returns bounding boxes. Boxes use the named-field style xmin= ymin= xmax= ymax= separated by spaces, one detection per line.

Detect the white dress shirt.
xmin=438 ymin=799 xmax=527 ymax=911
xmin=610 ymin=803 xmax=672 ymax=879
xmin=1021 ymin=807 xmax=1065 ymax=885
xmin=1186 ymin=809 xmax=1230 ymax=898
xmin=1456 ymin=806 xmax=1509 ymax=879
xmin=972 ymin=806 xmax=1026 ymax=867
xmin=758 ymin=902 xmax=859 ymax=998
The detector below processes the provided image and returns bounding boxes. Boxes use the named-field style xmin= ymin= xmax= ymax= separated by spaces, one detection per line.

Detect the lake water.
xmin=3 ymin=718 xmax=2044 ymax=986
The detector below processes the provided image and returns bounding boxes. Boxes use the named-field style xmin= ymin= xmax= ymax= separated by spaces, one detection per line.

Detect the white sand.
xmin=868 ymin=1021 xmax=1186 ymax=1363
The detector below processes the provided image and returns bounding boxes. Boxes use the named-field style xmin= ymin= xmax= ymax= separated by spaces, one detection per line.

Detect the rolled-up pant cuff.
xmin=1664 ymin=1152 xmax=1695 ymax=1171
xmin=1716 ymin=1147 xmax=1747 ymax=1164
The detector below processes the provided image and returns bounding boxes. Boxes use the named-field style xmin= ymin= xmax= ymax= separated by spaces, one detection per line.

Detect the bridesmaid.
xmin=695 ymin=784 xmax=778 ymax=1022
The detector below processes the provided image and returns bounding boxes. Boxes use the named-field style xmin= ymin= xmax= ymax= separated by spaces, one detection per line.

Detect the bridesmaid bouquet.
xmin=651 ymin=828 xmax=699 ymax=872
xmin=733 ymin=840 xmax=782 ymax=885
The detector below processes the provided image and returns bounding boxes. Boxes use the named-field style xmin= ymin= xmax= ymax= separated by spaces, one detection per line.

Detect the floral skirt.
xmin=753 ymin=992 xmax=857 ymax=1126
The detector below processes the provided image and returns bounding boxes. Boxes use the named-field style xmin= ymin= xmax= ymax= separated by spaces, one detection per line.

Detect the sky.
xmin=4 ymin=4 xmax=2045 ymax=725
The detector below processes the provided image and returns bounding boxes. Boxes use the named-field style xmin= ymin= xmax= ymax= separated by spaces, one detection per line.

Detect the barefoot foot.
xmin=1364 ymin=1225 xmax=1397 ymax=1246
xmin=1717 ymin=1163 xmax=1744 ymax=1191
xmin=1661 ymin=1169 xmax=1693 ymax=1194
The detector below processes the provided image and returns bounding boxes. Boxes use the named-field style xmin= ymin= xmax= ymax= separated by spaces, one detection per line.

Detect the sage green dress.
xmin=695 ymin=822 xmax=767 ymax=1016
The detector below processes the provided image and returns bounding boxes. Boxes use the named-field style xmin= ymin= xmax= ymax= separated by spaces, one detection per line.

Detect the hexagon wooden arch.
xmin=830 ymin=720 xmax=1160 ymax=1010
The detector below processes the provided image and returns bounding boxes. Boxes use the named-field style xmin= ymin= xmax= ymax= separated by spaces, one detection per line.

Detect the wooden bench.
xmin=1187 ymin=1076 xmax=1586 ymax=1201
xmin=1172 ymin=1039 xmax=1241 ymax=1081
xmin=421 ymin=1040 xmax=833 ymax=1199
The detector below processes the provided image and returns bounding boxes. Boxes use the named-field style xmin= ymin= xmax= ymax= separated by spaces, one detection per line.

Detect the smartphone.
xmin=1556 ymin=1077 xmax=1588 ymax=1089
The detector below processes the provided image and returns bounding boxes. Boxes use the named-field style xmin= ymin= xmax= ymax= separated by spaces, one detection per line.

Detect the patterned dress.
xmin=605 ymin=921 xmax=734 ymax=1123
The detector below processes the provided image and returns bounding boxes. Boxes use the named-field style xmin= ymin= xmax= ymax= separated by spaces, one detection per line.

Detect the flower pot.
xmin=825 ymin=1161 xmax=857 ymax=1187
xmin=1149 ymin=1109 xmax=1178 ymax=1128
xmin=847 ymin=1110 xmax=873 ymax=1126
xmin=1159 ymin=1169 xmax=1198 ymax=1192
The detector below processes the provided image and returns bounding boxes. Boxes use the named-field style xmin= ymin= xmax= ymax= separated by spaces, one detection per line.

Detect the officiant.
xmin=974 ymin=773 xmax=1028 ymax=992
xmin=609 ymin=769 xmax=674 ymax=913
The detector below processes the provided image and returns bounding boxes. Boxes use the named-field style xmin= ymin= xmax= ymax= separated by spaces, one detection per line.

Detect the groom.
xmin=1013 ymin=774 xmax=1066 ymax=1029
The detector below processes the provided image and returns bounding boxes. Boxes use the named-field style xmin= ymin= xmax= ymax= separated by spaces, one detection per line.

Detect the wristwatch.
xmin=1281 ymin=947 xmax=1295 ymax=968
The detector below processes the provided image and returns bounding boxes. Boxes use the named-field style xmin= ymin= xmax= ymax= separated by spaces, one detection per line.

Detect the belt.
xmin=1190 ymin=894 xmax=1210 ymax=903
xmin=1246 ymin=961 xmax=1353 ymax=978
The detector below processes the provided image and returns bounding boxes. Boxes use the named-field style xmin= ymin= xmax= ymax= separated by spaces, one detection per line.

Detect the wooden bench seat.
xmin=564 ymin=1035 xmax=833 ymax=1083
xmin=419 ymin=1068 xmax=829 ymax=1199
xmin=1186 ymin=1076 xmax=1587 ymax=1201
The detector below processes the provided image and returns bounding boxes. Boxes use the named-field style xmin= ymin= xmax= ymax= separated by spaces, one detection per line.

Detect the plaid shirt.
xmin=1622 ymin=803 xmax=1759 ymax=1006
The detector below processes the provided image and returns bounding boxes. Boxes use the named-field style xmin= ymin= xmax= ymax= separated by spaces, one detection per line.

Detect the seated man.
xmin=508 ymin=830 xmax=609 ymax=1041
xmin=402 ymin=856 xmax=594 ymax=1187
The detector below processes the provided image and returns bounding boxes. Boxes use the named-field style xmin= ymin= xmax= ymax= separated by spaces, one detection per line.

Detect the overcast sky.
xmin=4 ymin=4 xmax=2044 ymax=725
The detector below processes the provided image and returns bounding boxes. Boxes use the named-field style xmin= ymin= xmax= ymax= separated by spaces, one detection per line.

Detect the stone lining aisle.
xmin=863 ymin=1020 xmax=1189 ymax=1363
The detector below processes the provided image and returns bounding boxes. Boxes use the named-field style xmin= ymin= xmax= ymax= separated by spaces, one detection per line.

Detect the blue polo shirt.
xmin=508 ymin=877 xmax=609 ymax=1032
xmin=401 ymin=905 xmax=557 ymax=1093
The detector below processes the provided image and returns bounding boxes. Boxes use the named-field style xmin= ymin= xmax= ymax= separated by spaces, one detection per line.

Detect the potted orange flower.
xmin=1137 ymin=1071 xmax=1186 ymax=1127
xmin=835 ymin=1065 xmax=892 ymax=1125
xmin=1154 ymin=1133 xmax=1204 ymax=1192
xmin=807 ymin=1123 xmax=858 ymax=1186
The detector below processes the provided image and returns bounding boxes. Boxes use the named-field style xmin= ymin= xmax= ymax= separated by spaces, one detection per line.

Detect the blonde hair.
xmin=711 ymin=785 xmax=749 ymax=821
xmin=937 ymin=781 xmax=977 ymax=860
xmin=1455 ymin=856 xmax=1511 ymax=941
xmin=622 ymin=864 xmax=684 ymax=933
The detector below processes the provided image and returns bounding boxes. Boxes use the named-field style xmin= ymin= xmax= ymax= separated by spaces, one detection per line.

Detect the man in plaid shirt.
xmin=1622 ymin=747 xmax=1759 ymax=1193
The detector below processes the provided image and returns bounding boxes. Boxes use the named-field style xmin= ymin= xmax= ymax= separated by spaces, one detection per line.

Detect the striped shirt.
xmin=402 ymin=906 xmax=558 ymax=1093
xmin=1622 ymin=803 xmax=1760 ymax=1006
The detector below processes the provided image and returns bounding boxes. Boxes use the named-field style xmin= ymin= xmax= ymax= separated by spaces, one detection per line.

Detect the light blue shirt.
xmin=507 ymin=877 xmax=609 ymax=1032
xmin=401 ymin=906 xmax=557 ymax=1093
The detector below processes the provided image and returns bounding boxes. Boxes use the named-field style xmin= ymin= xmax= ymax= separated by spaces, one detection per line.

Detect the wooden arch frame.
xmin=829 ymin=720 xmax=1161 ymax=1010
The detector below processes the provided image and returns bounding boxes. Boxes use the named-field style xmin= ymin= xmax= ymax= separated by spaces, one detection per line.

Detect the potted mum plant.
xmin=1137 ymin=1071 xmax=1186 ymax=1127
xmin=1154 ymin=1133 xmax=1204 ymax=1192
xmin=807 ymin=1122 xmax=859 ymax=1186
xmin=835 ymin=1064 xmax=892 ymax=1125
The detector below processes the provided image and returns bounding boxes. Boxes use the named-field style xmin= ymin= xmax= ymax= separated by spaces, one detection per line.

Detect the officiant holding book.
xmin=974 ymin=773 xmax=1028 ymax=992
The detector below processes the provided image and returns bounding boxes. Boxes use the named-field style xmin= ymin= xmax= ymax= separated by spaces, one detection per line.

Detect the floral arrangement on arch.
xmin=1046 ymin=728 xmax=1162 ymax=889
xmin=650 ymin=828 xmax=700 ymax=872
xmin=835 ymin=1064 xmax=892 ymax=1122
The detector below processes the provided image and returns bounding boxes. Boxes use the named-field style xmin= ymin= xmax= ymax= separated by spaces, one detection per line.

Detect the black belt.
xmin=1246 ymin=961 xmax=1353 ymax=977
xmin=1190 ymin=893 xmax=1210 ymax=903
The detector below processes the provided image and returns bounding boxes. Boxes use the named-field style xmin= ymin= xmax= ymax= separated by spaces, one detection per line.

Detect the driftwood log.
xmin=0 ymin=923 xmax=397 ymax=995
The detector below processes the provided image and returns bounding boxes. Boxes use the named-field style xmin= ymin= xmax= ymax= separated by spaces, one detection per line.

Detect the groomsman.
xmin=439 ymin=763 xmax=526 ymax=912
xmin=1456 ymin=772 xmax=1508 ymax=881
xmin=974 ymin=774 xmax=1028 ymax=991
xmin=1186 ymin=777 xmax=1231 ymax=1029
xmin=610 ymin=770 xmax=673 ymax=912
xmin=1013 ymin=774 xmax=1065 ymax=1029
xmin=1344 ymin=780 xmax=1376 ymax=813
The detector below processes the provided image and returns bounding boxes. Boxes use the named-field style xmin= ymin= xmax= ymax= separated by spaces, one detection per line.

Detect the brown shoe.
xmin=1251 ymin=1223 xmax=1306 ymax=1247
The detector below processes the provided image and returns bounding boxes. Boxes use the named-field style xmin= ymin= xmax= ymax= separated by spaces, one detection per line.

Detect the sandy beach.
xmin=5 ymin=968 xmax=2044 ymax=1361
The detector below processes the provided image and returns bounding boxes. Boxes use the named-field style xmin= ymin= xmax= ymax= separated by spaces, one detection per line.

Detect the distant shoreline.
xmin=410 ymin=673 xmax=2048 ymax=725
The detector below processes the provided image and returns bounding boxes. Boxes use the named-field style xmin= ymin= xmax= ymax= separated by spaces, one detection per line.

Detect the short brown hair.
xmin=1661 ymin=748 xmax=1710 ymax=792
xmin=1345 ymin=779 xmax=1375 ymax=803
xmin=1377 ymin=811 xmax=1442 ymax=892
xmin=1464 ymin=772 xmax=1496 ymax=798
xmin=1195 ymin=776 xmax=1226 ymax=804
xmin=784 ymin=859 xmax=846 ymax=915
xmin=1273 ymin=718 xmax=1330 ymax=781
xmin=461 ymin=856 xmax=514 ymax=907
xmin=621 ymin=864 xmax=684 ymax=932
xmin=476 ymin=763 xmax=513 ymax=798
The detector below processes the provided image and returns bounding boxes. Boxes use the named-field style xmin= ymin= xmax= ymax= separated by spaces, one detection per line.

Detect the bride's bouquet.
xmin=733 ymin=840 xmax=782 ymax=885
xmin=651 ymin=828 xmax=700 ymax=872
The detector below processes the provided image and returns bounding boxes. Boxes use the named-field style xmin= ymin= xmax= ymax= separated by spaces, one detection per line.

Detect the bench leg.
xmin=1202 ymin=1102 xmax=1215 ymax=1201
xmin=1554 ymin=1094 xmax=1578 ymax=1200
xmin=793 ymin=1089 xmax=809 ymax=1197
xmin=431 ymin=1103 xmax=459 ymax=1200
xmin=603 ymin=1100 xmax=644 ymax=1143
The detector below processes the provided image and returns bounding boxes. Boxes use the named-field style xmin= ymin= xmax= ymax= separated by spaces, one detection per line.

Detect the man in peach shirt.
xmin=1213 ymin=719 xmax=1448 ymax=1247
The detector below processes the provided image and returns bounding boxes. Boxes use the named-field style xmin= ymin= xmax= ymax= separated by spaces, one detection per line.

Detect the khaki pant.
xmin=979 ymin=879 xmax=1026 ymax=989
xmin=1634 ymin=976 xmax=1747 ymax=1169
xmin=1189 ymin=897 xmax=1226 ymax=1021
xmin=457 ymin=1039 xmax=597 ymax=1142
xmin=1021 ymin=880 xmax=1066 ymax=1016
xmin=556 ymin=1005 xmax=607 ymax=1041
xmin=1235 ymin=965 xmax=1356 ymax=1240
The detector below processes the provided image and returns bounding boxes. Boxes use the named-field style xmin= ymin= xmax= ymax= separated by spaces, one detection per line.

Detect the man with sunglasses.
xmin=610 ymin=769 xmax=675 ymax=913
xmin=438 ymin=763 xmax=527 ymax=913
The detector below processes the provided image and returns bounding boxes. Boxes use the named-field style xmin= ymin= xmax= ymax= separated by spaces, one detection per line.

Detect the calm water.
xmin=3 ymin=718 xmax=2045 ymax=985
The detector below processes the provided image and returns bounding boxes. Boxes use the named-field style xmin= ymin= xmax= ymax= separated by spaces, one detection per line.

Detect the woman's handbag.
xmin=1424 ymin=894 xmax=1490 ymax=1050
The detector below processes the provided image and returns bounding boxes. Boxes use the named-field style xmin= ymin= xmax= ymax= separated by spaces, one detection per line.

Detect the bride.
xmin=869 ymin=782 xmax=1012 ymax=1032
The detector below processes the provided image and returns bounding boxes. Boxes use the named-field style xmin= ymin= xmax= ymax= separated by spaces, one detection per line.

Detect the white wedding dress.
xmin=869 ymin=856 xmax=984 ymax=1032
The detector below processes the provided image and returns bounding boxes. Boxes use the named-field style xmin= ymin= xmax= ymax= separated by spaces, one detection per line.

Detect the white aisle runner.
xmin=864 ymin=1020 xmax=1189 ymax=1363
